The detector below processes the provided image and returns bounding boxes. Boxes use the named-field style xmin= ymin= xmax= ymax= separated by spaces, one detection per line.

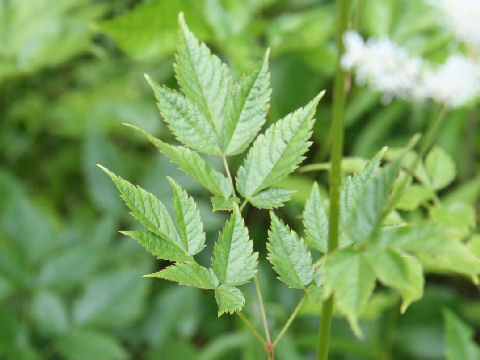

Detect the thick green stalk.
xmin=317 ymin=0 xmax=351 ymax=359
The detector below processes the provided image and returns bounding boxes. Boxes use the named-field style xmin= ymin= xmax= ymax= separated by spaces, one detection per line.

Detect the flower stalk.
xmin=317 ymin=0 xmax=351 ymax=359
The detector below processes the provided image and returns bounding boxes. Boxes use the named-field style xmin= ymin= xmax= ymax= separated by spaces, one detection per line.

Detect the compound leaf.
xmin=236 ymin=92 xmax=323 ymax=199
xmin=426 ymin=146 xmax=456 ymax=190
xmin=215 ymin=285 xmax=245 ymax=316
xmin=168 ymin=178 xmax=206 ymax=256
xmin=146 ymin=261 xmax=219 ymax=289
xmin=222 ymin=50 xmax=271 ymax=155
xmin=98 ymin=166 xmax=184 ymax=252
xmin=145 ymin=77 xmax=221 ymax=155
xmin=323 ymin=248 xmax=376 ymax=336
xmin=249 ymin=188 xmax=295 ymax=209
xmin=267 ymin=212 xmax=314 ymax=289
xmin=175 ymin=13 xmax=232 ymax=134
xmin=121 ymin=231 xmax=192 ymax=262
xmin=365 ymin=246 xmax=423 ymax=313
xmin=303 ymin=182 xmax=329 ymax=253
xmin=212 ymin=208 xmax=258 ymax=285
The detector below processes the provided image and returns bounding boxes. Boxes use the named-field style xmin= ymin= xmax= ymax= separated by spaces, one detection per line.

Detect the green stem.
xmin=240 ymin=199 xmax=248 ymax=212
xmin=273 ymin=295 xmax=306 ymax=348
xmin=385 ymin=104 xmax=447 ymax=216
xmin=254 ymin=276 xmax=272 ymax=347
xmin=317 ymin=0 xmax=351 ymax=359
xmin=236 ymin=311 xmax=268 ymax=349
xmin=354 ymin=0 xmax=365 ymax=30
xmin=222 ymin=154 xmax=237 ymax=198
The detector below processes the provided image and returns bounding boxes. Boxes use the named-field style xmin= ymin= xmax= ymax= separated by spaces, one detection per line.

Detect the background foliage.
xmin=0 ymin=0 xmax=479 ymax=359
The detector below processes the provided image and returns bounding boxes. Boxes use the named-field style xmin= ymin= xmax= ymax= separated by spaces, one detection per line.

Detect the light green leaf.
xmin=444 ymin=310 xmax=480 ymax=360
xmin=365 ymin=246 xmax=423 ymax=313
xmin=323 ymin=249 xmax=376 ymax=336
xmin=340 ymin=147 xmax=387 ymax=226
xmin=98 ymin=166 xmax=184 ymax=252
xmin=168 ymin=178 xmax=206 ymax=255
xmin=396 ymin=184 xmax=434 ymax=210
xmin=267 ymin=213 xmax=314 ymax=288
xmin=215 ymin=285 xmax=245 ymax=316
xmin=426 ymin=146 xmax=456 ymax=190
xmin=121 ymin=231 xmax=192 ymax=262
xmin=145 ymin=78 xmax=221 ymax=155
xmin=249 ymin=188 xmax=295 ymax=209
xmin=380 ymin=226 xmax=480 ymax=280
xmin=175 ymin=13 xmax=232 ymax=134
xmin=211 ymin=196 xmax=239 ymax=212
xmin=469 ymin=235 xmax=480 ymax=258
xmin=222 ymin=50 xmax=271 ymax=155
xmin=303 ymin=182 xmax=329 ymax=253
xmin=98 ymin=0 xmax=208 ymax=61
xmin=346 ymin=162 xmax=399 ymax=244
xmin=212 ymin=208 xmax=258 ymax=285
xmin=237 ymin=92 xmax=323 ymax=199
xmin=430 ymin=202 xmax=476 ymax=239
xmin=146 ymin=261 xmax=219 ymax=289
xmin=127 ymin=124 xmax=232 ymax=198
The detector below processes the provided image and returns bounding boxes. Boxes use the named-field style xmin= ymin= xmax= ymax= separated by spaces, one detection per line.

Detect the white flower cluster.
xmin=341 ymin=30 xmax=480 ymax=108
xmin=429 ymin=0 xmax=480 ymax=50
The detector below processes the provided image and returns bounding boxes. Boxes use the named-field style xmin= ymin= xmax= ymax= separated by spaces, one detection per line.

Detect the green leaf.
xmin=322 ymin=249 xmax=376 ymax=336
xmin=249 ymin=188 xmax=295 ymax=209
xmin=211 ymin=196 xmax=239 ymax=212
xmin=346 ymin=162 xmax=399 ymax=244
xmin=30 ymin=291 xmax=68 ymax=336
xmin=396 ymin=184 xmax=434 ymax=210
xmin=303 ymin=182 xmax=329 ymax=253
xmin=168 ymin=177 xmax=206 ymax=255
xmin=73 ymin=267 xmax=149 ymax=327
xmin=146 ymin=261 xmax=219 ymax=289
xmin=340 ymin=147 xmax=387 ymax=226
xmin=145 ymin=78 xmax=221 ymax=155
xmin=380 ymin=226 xmax=480 ymax=279
xmin=430 ymin=202 xmax=476 ymax=239
xmin=444 ymin=310 xmax=480 ymax=360
xmin=127 ymin=124 xmax=232 ymax=198
xmin=98 ymin=0 xmax=208 ymax=61
xmin=237 ymin=92 xmax=323 ymax=199
xmin=121 ymin=231 xmax=192 ymax=262
xmin=215 ymin=285 xmax=245 ymax=316
xmin=267 ymin=212 xmax=314 ymax=288
xmin=469 ymin=235 xmax=480 ymax=258
xmin=175 ymin=13 xmax=232 ymax=135
xmin=98 ymin=166 xmax=185 ymax=252
xmin=365 ymin=246 xmax=423 ymax=313
xmin=57 ymin=329 xmax=127 ymax=360
xmin=426 ymin=146 xmax=456 ymax=190
xmin=212 ymin=208 xmax=258 ymax=285
xmin=222 ymin=50 xmax=271 ymax=155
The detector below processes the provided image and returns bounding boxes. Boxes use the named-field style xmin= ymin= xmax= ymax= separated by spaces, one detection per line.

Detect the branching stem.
xmin=236 ymin=311 xmax=267 ymax=349
xmin=273 ymin=295 xmax=306 ymax=347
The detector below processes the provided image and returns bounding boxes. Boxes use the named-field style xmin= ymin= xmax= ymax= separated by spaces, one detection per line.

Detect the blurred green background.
xmin=0 ymin=0 xmax=479 ymax=359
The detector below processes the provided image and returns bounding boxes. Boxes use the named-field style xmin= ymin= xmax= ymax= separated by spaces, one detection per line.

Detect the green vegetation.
xmin=0 ymin=1 xmax=479 ymax=359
